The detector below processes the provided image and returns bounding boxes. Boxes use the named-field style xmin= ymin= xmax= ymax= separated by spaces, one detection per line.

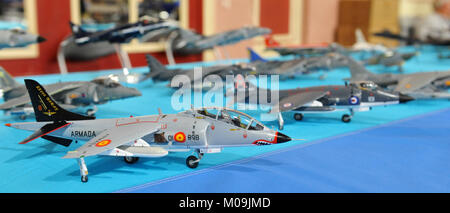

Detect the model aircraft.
xmin=165 ymin=26 xmax=271 ymax=55
xmin=264 ymin=35 xmax=347 ymax=57
xmin=0 ymin=28 xmax=46 ymax=49
xmin=248 ymin=48 xmax=348 ymax=79
xmin=373 ymin=29 xmax=450 ymax=46
xmin=227 ymin=81 xmax=412 ymax=129
xmin=0 ymin=68 xmax=142 ymax=119
xmin=6 ymin=79 xmax=292 ymax=182
xmin=346 ymin=57 xmax=450 ymax=99
xmin=145 ymin=54 xmax=257 ymax=87
xmin=69 ymin=19 xmax=176 ymax=46
xmin=364 ymin=51 xmax=418 ymax=72
xmin=351 ymin=29 xmax=390 ymax=53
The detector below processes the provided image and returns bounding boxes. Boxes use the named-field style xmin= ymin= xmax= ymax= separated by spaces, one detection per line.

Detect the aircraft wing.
xmin=270 ymin=90 xmax=328 ymax=113
xmin=63 ymin=122 xmax=160 ymax=159
xmin=0 ymin=83 xmax=83 ymax=110
xmin=394 ymin=73 xmax=440 ymax=93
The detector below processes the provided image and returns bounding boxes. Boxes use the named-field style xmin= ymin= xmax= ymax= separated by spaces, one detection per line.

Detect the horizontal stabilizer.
xmin=42 ymin=135 xmax=72 ymax=147
xmin=18 ymin=122 xmax=71 ymax=145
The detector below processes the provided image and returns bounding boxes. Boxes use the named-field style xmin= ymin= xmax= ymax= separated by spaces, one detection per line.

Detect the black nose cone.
xmin=276 ymin=132 xmax=291 ymax=144
xmin=399 ymin=93 xmax=415 ymax=103
xmin=37 ymin=36 xmax=46 ymax=43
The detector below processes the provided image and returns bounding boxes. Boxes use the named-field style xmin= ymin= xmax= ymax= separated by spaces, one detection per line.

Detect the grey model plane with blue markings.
xmin=0 ymin=28 xmax=46 ymax=49
xmin=227 ymin=80 xmax=413 ymax=129
xmin=346 ymin=57 xmax=450 ymax=99
xmin=70 ymin=19 xmax=176 ymax=46
xmin=6 ymin=79 xmax=292 ymax=182
xmin=0 ymin=67 xmax=141 ymax=119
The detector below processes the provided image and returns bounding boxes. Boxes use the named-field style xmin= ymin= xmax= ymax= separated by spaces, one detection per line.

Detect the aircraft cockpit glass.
xmin=11 ymin=28 xmax=25 ymax=34
xmin=92 ymin=77 xmax=122 ymax=88
xmin=197 ymin=109 xmax=219 ymax=119
xmin=359 ymin=81 xmax=378 ymax=90
xmin=193 ymin=108 xmax=267 ymax=131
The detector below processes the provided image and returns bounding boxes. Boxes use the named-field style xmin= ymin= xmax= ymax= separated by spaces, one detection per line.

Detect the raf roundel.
xmin=95 ymin=139 xmax=111 ymax=147
xmin=174 ymin=132 xmax=186 ymax=143
xmin=349 ymin=96 xmax=360 ymax=105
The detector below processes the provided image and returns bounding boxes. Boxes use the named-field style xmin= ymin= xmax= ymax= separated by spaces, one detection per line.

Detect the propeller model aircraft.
xmin=6 ymin=79 xmax=292 ymax=182
xmin=227 ymin=81 xmax=413 ymax=129
xmin=0 ymin=67 xmax=142 ymax=119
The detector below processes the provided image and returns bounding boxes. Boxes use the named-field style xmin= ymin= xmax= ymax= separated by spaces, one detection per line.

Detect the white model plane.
xmin=6 ymin=79 xmax=292 ymax=182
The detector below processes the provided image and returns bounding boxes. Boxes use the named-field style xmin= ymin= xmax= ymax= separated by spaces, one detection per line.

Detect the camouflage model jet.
xmin=228 ymin=81 xmax=412 ymax=129
xmin=6 ymin=79 xmax=292 ymax=182
xmin=69 ymin=19 xmax=176 ymax=46
xmin=346 ymin=57 xmax=450 ymax=99
xmin=166 ymin=26 xmax=271 ymax=55
xmin=0 ymin=68 xmax=142 ymax=119
xmin=0 ymin=28 xmax=46 ymax=49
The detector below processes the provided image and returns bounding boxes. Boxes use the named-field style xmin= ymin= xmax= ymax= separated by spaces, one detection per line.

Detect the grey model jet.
xmin=346 ymin=57 xmax=450 ymax=99
xmin=0 ymin=67 xmax=142 ymax=119
xmin=145 ymin=54 xmax=257 ymax=87
xmin=228 ymin=81 xmax=412 ymax=129
xmin=248 ymin=48 xmax=348 ymax=79
xmin=70 ymin=19 xmax=176 ymax=45
xmin=267 ymin=43 xmax=348 ymax=57
xmin=166 ymin=27 xmax=271 ymax=55
xmin=0 ymin=28 xmax=46 ymax=49
xmin=6 ymin=79 xmax=292 ymax=182
xmin=364 ymin=51 xmax=418 ymax=72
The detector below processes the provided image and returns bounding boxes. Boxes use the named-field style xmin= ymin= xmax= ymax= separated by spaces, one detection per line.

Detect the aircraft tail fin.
xmin=346 ymin=57 xmax=376 ymax=80
xmin=265 ymin=35 xmax=280 ymax=47
xmin=355 ymin=28 xmax=367 ymax=44
xmin=24 ymin=79 xmax=95 ymax=122
xmin=0 ymin=66 xmax=20 ymax=91
xmin=247 ymin=47 xmax=267 ymax=62
xmin=226 ymin=74 xmax=267 ymax=107
xmin=144 ymin=54 xmax=167 ymax=81
xmin=69 ymin=22 xmax=90 ymax=38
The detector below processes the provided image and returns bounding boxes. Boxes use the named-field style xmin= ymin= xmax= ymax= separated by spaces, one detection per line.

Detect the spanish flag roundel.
xmin=174 ymin=132 xmax=186 ymax=143
xmin=96 ymin=139 xmax=111 ymax=147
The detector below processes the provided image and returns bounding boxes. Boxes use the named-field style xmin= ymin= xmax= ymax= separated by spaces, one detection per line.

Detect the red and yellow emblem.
xmin=95 ymin=139 xmax=111 ymax=147
xmin=174 ymin=132 xmax=186 ymax=143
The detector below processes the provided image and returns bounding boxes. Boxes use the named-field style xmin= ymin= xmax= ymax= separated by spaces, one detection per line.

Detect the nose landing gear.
xmin=186 ymin=149 xmax=204 ymax=169
xmin=342 ymin=109 xmax=354 ymax=123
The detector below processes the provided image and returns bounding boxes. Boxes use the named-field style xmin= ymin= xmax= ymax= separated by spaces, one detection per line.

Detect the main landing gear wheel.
xmin=186 ymin=156 xmax=199 ymax=169
xmin=124 ymin=156 xmax=140 ymax=164
xmin=81 ymin=175 xmax=88 ymax=183
xmin=294 ymin=113 xmax=303 ymax=121
xmin=342 ymin=114 xmax=352 ymax=123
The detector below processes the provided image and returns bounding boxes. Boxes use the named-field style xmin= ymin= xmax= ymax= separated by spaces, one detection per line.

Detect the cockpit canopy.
xmin=10 ymin=28 xmax=26 ymax=35
xmin=351 ymin=81 xmax=378 ymax=90
xmin=190 ymin=107 xmax=267 ymax=131
xmin=91 ymin=76 xmax=122 ymax=88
